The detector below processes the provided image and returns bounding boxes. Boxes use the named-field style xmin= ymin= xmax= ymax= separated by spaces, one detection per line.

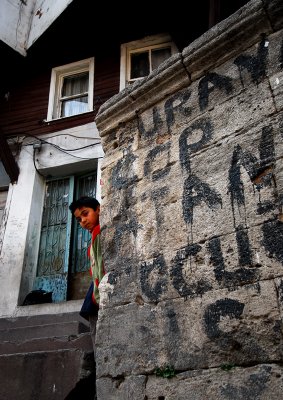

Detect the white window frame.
xmin=47 ymin=57 xmax=94 ymax=121
xmin=120 ymin=34 xmax=178 ymax=91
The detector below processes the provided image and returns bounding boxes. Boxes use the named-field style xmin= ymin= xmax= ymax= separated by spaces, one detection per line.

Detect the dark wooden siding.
xmin=0 ymin=52 xmax=120 ymax=139
xmin=93 ymin=52 xmax=121 ymax=115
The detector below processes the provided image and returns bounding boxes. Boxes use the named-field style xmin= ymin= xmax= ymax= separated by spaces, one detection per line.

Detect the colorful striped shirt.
xmin=88 ymin=224 xmax=105 ymax=305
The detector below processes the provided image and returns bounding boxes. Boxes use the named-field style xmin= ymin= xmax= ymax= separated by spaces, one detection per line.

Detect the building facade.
xmin=2 ymin=0 xmax=281 ymax=399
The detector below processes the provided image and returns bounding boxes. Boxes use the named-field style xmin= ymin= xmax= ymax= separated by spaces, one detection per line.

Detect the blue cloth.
xmin=79 ymin=282 xmax=99 ymax=321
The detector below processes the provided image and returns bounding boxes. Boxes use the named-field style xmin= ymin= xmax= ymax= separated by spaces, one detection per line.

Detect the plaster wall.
xmin=0 ymin=144 xmax=37 ymax=316
xmin=95 ymin=0 xmax=283 ymax=398
xmin=0 ymin=0 xmax=73 ymax=55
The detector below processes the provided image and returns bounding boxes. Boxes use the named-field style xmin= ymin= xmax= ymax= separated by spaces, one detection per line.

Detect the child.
xmin=69 ymin=196 xmax=105 ymax=346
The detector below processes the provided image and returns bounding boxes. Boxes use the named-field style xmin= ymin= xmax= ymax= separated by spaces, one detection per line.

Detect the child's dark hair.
xmin=69 ymin=196 xmax=100 ymax=214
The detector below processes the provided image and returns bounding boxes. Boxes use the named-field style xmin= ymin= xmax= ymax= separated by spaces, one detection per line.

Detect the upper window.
xmin=120 ymin=34 xmax=178 ymax=90
xmin=47 ymin=58 xmax=94 ymax=121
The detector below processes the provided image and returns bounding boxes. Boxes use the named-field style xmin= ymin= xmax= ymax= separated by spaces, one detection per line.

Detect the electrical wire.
xmin=31 ymin=132 xmax=101 ymax=141
xmin=22 ymin=133 xmax=101 ymax=152
xmin=47 ymin=144 xmax=104 ymax=160
xmin=33 ymin=149 xmax=45 ymax=177
xmin=11 ymin=133 xmax=104 ymax=175
xmin=20 ymin=133 xmax=104 ymax=160
xmin=33 ymin=146 xmax=104 ymax=177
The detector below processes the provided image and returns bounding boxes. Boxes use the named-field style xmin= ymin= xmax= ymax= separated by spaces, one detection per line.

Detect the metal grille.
xmin=37 ymin=178 xmax=70 ymax=276
xmin=73 ymin=173 xmax=97 ymax=273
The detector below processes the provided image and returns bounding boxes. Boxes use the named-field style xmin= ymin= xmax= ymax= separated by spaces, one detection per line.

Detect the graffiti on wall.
xmin=107 ymin=34 xmax=283 ymax=307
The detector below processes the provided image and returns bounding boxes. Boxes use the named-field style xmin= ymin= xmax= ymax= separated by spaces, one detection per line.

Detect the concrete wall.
xmin=95 ymin=0 xmax=283 ymax=398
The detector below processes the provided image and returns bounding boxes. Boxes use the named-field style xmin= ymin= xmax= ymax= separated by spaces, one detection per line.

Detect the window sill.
xmin=44 ymin=110 xmax=95 ymax=125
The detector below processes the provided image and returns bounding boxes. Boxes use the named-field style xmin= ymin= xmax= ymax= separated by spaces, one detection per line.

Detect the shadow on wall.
xmin=22 ymin=289 xmax=53 ymax=305
xmin=64 ymin=371 xmax=96 ymax=400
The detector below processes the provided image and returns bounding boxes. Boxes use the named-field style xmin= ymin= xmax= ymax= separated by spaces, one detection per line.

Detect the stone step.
xmin=0 ymin=313 xmax=92 ymax=354
xmin=0 ymin=311 xmax=86 ymax=329
xmin=0 ymin=313 xmax=95 ymax=399
xmin=0 ymin=331 xmax=93 ymax=355
xmin=0 ymin=348 xmax=96 ymax=400
xmin=0 ymin=312 xmax=89 ymax=342
xmin=0 ymin=320 xmax=89 ymax=342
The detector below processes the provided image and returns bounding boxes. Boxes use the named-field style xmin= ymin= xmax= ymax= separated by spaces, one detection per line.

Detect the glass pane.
xmin=61 ymin=96 xmax=88 ymax=117
xmin=130 ymin=51 xmax=150 ymax=79
xmin=62 ymin=73 xmax=89 ymax=97
xmin=37 ymin=179 xmax=70 ymax=276
xmin=73 ymin=173 xmax=97 ymax=273
xmin=151 ymin=47 xmax=172 ymax=70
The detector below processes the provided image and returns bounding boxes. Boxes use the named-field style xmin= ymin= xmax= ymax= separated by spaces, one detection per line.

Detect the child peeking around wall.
xmin=69 ymin=196 xmax=106 ymax=347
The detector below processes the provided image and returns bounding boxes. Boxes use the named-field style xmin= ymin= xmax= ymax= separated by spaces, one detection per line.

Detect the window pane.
xmin=37 ymin=179 xmax=70 ymax=277
xmin=130 ymin=51 xmax=150 ymax=79
xmin=61 ymin=96 xmax=88 ymax=117
xmin=151 ymin=47 xmax=172 ymax=70
xmin=62 ymin=73 xmax=89 ymax=97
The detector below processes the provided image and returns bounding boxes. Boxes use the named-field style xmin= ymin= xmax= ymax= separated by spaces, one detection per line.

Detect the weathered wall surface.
xmin=95 ymin=0 xmax=283 ymax=398
xmin=0 ymin=0 xmax=73 ymax=55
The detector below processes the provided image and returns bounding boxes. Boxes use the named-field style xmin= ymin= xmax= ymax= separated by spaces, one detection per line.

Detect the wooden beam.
xmin=0 ymin=135 xmax=19 ymax=183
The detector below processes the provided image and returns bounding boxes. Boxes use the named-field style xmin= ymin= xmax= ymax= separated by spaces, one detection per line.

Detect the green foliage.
xmin=154 ymin=365 xmax=176 ymax=378
xmin=220 ymin=363 xmax=236 ymax=371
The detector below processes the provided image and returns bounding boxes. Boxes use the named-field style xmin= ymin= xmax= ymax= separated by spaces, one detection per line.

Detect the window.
xmin=47 ymin=58 xmax=94 ymax=121
xmin=120 ymin=34 xmax=178 ymax=90
xmin=33 ymin=171 xmax=97 ymax=302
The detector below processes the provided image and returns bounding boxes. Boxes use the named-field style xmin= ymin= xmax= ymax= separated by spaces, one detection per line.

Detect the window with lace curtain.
xmin=47 ymin=58 xmax=94 ymax=120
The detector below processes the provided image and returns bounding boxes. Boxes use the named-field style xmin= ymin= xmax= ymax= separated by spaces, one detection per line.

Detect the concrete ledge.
xmin=12 ymin=299 xmax=82 ymax=318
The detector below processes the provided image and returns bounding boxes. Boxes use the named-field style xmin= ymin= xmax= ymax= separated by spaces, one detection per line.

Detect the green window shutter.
xmin=71 ymin=172 xmax=97 ymax=273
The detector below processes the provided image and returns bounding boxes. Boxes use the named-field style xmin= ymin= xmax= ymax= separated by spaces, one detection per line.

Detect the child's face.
xmin=74 ymin=206 xmax=100 ymax=233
